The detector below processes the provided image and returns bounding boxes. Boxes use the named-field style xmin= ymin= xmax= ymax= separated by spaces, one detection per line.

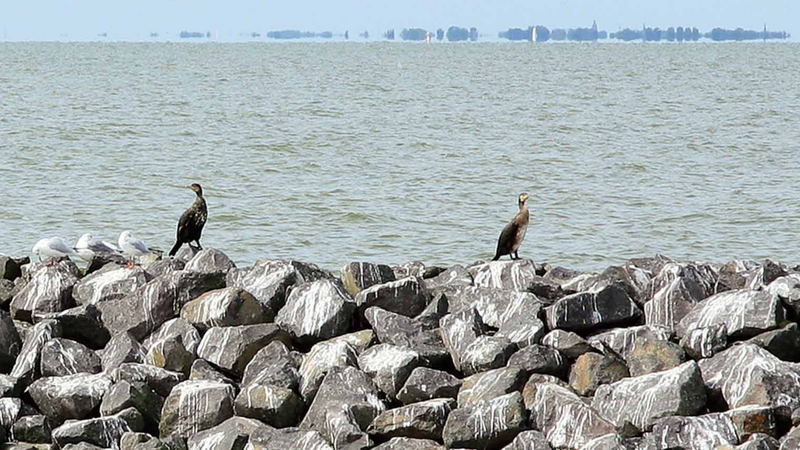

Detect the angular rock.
xmin=501 ymin=431 xmax=553 ymax=450
xmin=373 ymin=437 xmax=445 ymax=450
xmin=111 ymin=363 xmax=186 ymax=398
xmin=529 ymin=382 xmax=616 ymax=449
xmin=724 ymin=405 xmax=777 ymax=442
xmin=84 ymin=253 xmax=127 ymax=275
xmin=186 ymin=416 xmax=262 ymax=450
xmin=327 ymin=329 xmax=376 ymax=355
xmin=241 ymin=341 xmax=299 ymax=390
xmin=300 ymin=366 xmax=385 ymax=444
xmin=748 ymin=322 xmax=800 ymax=362
xmin=591 ymin=264 xmax=653 ymax=306
xmin=40 ymin=338 xmax=102 ymax=377
xmin=627 ymin=336 xmax=685 ymax=377
xmin=0 ymin=278 xmax=16 ymax=309
xmin=10 ymin=319 xmax=61 ymax=384
xmin=158 ymin=380 xmax=236 ymax=438
xmin=676 ymin=289 xmax=784 ymax=339
xmin=397 ymin=367 xmax=462 ymax=405
xmin=644 ymin=275 xmax=709 ymax=332
xmin=39 ymin=303 xmax=110 ymax=349
xmin=145 ymin=258 xmax=186 ymax=280
xmin=181 ymin=287 xmax=270 ymax=332
xmin=0 ymin=255 xmax=24 ymax=281
xmin=355 ymin=277 xmax=429 ymax=318
xmin=364 ymin=307 xmax=448 ymax=366
xmin=323 ymin=407 xmax=373 ymax=450
xmin=569 ymin=353 xmax=630 ymax=397
xmin=358 ymin=344 xmax=421 ymax=399
xmin=442 ymin=391 xmax=527 ymax=450
xmin=28 ymin=372 xmax=113 ymax=421
xmin=521 ymin=374 xmax=570 ymax=409
xmin=298 ymin=339 xmax=359 ymax=403
xmin=120 ymin=431 xmax=155 ymax=450
xmin=368 ymin=398 xmax=455 ymax=441
xmin=746 ymin=260 xmax=788 ymax=290
xmin=541 ymin=329 xmax=595 ymax=359
xmin=422 ymin=264 xmax=473 ymax=290
xmin=0 ymin=397 xmax=22 ymax=432
xmin=507 ymin=344 xmax=568 ymax=379
xmin=73 ymin=265 xmax=148 ymax=306
xmin=461 ymin=336 xmax=517 ymax=376
xmin=145 ymin=334 xmax=194 ymax=375
xmin=102 ymin=332 xmax=147 ymax=372
xmin=275 ymin=279 xmax=355 ymax=346
xmin=143 ymin=318 xmax=201 ymax=356
xmin=11 ymin=414 xmax=54 ymax=443
xmin=545 ymin=285 xmax=642 ymax=333
xmin=439 ymin=308 xmax=488 ymax=372
xmin=100 ymin=380 xmax=164 ymax=430
xmin=247 ymin=426 xmax=332 ymax=450
xmin=52 ymin=407 xmax=144 ymax=449
xmin=592 ymin=361 xmax=707 ymax=433
xmin=341 ymin=262 xmax=396 ymax=296
xmin=738 ymin=434 xmax=780 ymax=450
xmin=234 ymin=383 xmax=304 ymax=428
xmin=766 ymin=274 xmax=800 ymax=315
xmin=458 ymin=367 xmax=527 ymax=409
xmin=189 ymin=359 xmax=237 ymax=386
xmin=587 ymin=325 xmax=671 ymax=360
xmin=0 ymin=374 xmax=22 ymax=397
xmin=468 ymin=260 xmax=539 ymax=291
xmin=0 ymin=310 xmax=22 ymax=371
xmin=576 ymin=433 xmax=626 ymax=450
xmin=196 ymin=324 xmax=291 ymax=376
xmin=439 ymin=286 xmax=546 ymax=346
xmin=226 ymin=261 xmax=301 ymax=315
xmin=62 ymin=444 xmax=107 ymax=450
xmin=680 ymin=324 xmax=728 ymax=359
xmin=184 ymin=248 xmax=235 ymax=274
xmin=10 ymin=260 xmax=79 ymax=321
xmin=782 ymin=427 xmax=800 ymax=450
xmin=415 ymin=292 xmax=449 ymax=329
xmin=643 ymin=414 xmax=739 ymax=450
xmin=98 ymin=270 xmax=224 ymax=341
xmin=698 ymin=343 xmax=800 ymax=422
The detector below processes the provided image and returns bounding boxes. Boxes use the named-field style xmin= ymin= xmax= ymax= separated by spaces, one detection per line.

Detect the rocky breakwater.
xmin=2 ymin=250 xmax=800 ymax=449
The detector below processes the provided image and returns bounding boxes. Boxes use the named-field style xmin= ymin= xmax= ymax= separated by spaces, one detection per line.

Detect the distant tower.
xmin=763 ymin=23 xmax=767 ymax=41
xmin=345 ymin=30 xmax=349 ymax=40
xmin=592 ymin=20 xmax=598 ymax=31
xmin=532 ymin=26 xmax=536 ymax=42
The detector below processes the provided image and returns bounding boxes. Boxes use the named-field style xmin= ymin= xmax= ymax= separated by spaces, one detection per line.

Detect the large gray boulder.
xmin=569 ymin=353 xmax=630 ymax=397
xmin=507 ymin=344 xmax=569 ymax=378
xmin=368 ymin=398 xmax=455 ymax=441
xmin=99 ymin=379 xmax=163 ymax=431
xmin=10 ymin=260 xmax=79 ymax=321
xmin=748 ymin=322 xmax=800 ymax=362
xmin=529 ymin=382 xmax=615 ymax=449
xmin=298 ymin=339 xmax=359 ymax=403
xmin=98 ymin=270 xmax=224 ymax=340
xmin=468 ymin=260 xmax=540 ymax=291
xmin=766 ymin=274 xmax=800 ymax=315
xmin=681 ymin=323 xmax=729 ymax=359
xmin=226 ymin=261 xmax=302 ymax=315
xmin=626 ymin=336 xmax=685 ymax=377
xmin=644 ymin=274 xmax=709 ymax=332
xmin=102 ymin=331 xmax=147 ymax=372
xmin=73 ymin=265 xmax=148 ymax=306
xmin=143 ymin=318 xmax=200 ymax=355
xmin=364 ymin=306 xmax=448 ymax=365
xmin=460 ymin=336 xmax=517 ymax=376
xmin=358 ymin=344 xmax=421 ymax=399
xmin=541 ymin=329 xmax=595 ymax=359
xmin=373 ymin=437 xmax=445 ymax=450
xmin=234 ymin=383 xmax=304 ymax=428
xmin=28 ymin=372 xmax=113 ymax=421
xmin=186 ymin=416 xmax=262 ymax=450
xmin=457 ymin=367 xmax=527 ymax=409
xmin=181 ymin=287 xmax=270 ymax=332
xmin=0 ymin=397 xmax=22 ymax=432
xmin=442 ymin=392 xmax=528 ymax=450
xmin=184 ymin=248 xmax=235 ymax=275
xmin=143 ymin=319 xmax=200 ymax=375
xmin=275 ymin=279 xmax=356 ymax=345
xmin=439 ymin=308 xmax=488 ymax=373
xmin=397 ymin=367 xmax=462 ymax=405
xmin=39 ymin=303 xmax=111 ymax=349
xmin=241 ymin=341 xmax=299 ymax=390
xmin=545 ymin=285 xmax=642 ymax=333
xmin=0 ymin=374 xmax=22 ymax=397
xmin=587 ymin=325 xmax=671 ymax=361
xmin=592 ymin=361 xmax=707 ymax=433
xmin=300 ymin=366 xmax=385 ymax=445
xmin=698 ymin=343 xmax=800 ymax=421
xmin=246 ymin=426 xmax=333 ymax=450
xmin=0 ymin=310 xmax=22 ymax=371
xmin=111 ymin=363 xmax=185 ymax=398
xmin=642 ymin=414 xmax=739 ymax=450
xmin=422 ymin=264 xmax=473 ymax=290
xmin=158 ymin=379 xmax=236 ymax=438
xmin=11 ymin=322 xmax=61 ymax=383
xmin=341 ymin=261 xmax=395 ymax=296
xmin=40 ymin=338 xmax=102 ymax=377
xmin=0 ymin=255 xmax=24 ymax=281
xmin=11 ymin=414 xmax=54 ymax=444
xmin=196 ymin=324 xmax=291 ymax=376
xmin=355 ymin=276 xmax=429 ymax=317
xmin=676 ymin=290 xmax=785 ymax=339
xmin=189 ymin=358 xmax=237 ymax=387
xmin=52 ymin=407 xmax=144 ymax=450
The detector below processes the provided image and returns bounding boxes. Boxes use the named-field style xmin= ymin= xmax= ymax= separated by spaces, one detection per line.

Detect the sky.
xmin=0 ymin=0 xmax=796 ymax=41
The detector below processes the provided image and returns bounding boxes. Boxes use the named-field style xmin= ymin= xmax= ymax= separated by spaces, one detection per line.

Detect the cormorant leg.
xmin=514 ymin=251 xmax=520 ymax=260
xmin=195 ymin=240 xmax=203 ymax=250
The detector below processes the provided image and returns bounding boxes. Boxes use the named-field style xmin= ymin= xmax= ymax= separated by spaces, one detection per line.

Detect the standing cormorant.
xmin=169 ymin=183 xmax=208 ymax=256
xmin=492 ymin=193 xmax=530 ymax=261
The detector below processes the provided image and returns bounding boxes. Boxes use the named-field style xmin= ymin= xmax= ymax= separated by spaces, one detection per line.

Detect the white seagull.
xmin=118 ymin=230 xmax=152 ymax=267
xmin=74 ymin=234 xmax=121 ymax=262
xmin=32 ymin=237 xmax=78 ymax=265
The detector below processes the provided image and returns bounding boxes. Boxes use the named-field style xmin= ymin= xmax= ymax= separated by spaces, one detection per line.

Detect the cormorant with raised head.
xmin=492 ymin=193 xmax=530 ymax=261
xmin=169 ymin=183 xmax=208 ymax=256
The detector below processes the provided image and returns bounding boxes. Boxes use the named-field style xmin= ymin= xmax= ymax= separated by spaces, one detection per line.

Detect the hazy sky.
xmin=1 ymin=0 xmax=796 ymax=41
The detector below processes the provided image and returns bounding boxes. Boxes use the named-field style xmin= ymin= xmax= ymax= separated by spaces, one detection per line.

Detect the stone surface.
xmin=10 ymin=319 xmax=62 ymax=384
xmin=10 ymin=260 xmax=80 ymax=321
xmin=442 ymin=391 xmax=528 ymax=450
xmin=529 ymin=382 xmax=616 ymax=449
xmin=724 ymin=405 xmax=777 ymax=442
xmin=676 ymin=289 xmax=785 ymax=339
xmin=246 ymin=426 xmax=333 ymax=450
xmin=577 ymin=433 xmax=627 ymax=450
xmin=626 ymin=336 xmax=685 ymax=377
xmin=181 ymin=287 xmax=270 ymax=332
xmin=234 ymin=383 xmax=305 ymax=428
xmin=11 ymin=414 xmax=54 ymax=443
xmin=188 ymin=358 xmax=237 ymax=386
xmin=184 ymin=248 xmax=236 ymax=275
xmin=185 ymin=416 xmax=261 ymax=450
xmin=468 ymin=260 xmax=540 ymax=291
xmin=458 ymin=367 xmax=527 ymax=409
xmin=0 ymin=255 xmax=24 ymax=281
xmin=569 ymin=353 xmax=630 ymax=397
xmin=144 ymin=334 xmax=195 ymax=376
xmin=587 ymin=325 xmax=672 ymax=360
xmin=439 ymin=308 xmax=488 ymax=373
xmin=111 ymin=363 xmax=186 ymax=398
xmin=40 ymin=338 xmax=102 ymax=377
xmin=143 ymin=318 xmax=201 ymax=356
xmin=99 ymin=380 xmax=164 ymax=431
xmin=364 ymin=307 xmax=448 ymax=366
xmin=500 ymin=431 xmax=553 ymax=450
xmin=298 ymin=339 xmax=359 ymax=403
xmin=226 ymin=261 xmax=301 ymax=315
xmin=241 ymin=341 xmax=299 ymax=390
xmin=372 ymin=437 xmax=445 ymax=450
xmin=158 ymin=380 xmax=236 ymax=438
xmin=341 ymin=261 xmax=396 ymax=296
xmin=506 ymin=344 xmax=569 ymax=379
xmin=461 ymin=335 xmax=517 ymax=376
xmin=39 ymin=303 xmax=111 ymax=349
xmin=592 ymin=361 xmax=707 ymax=433
xmin=747 ymin=322 xmax=800 ymax=362
xmin=680 ymin=324 xmax=728 ymax=360
xmin=0 ymin=397 xmax=22 ymax=432
xmin=52 ymin=407 xmax=144 ymax=450
xmin=73 ymin=265 xmax=148 ymax=306
xmin=358 ymin=344 xmax=421 ymax=399
xmin=0 ymin=310 xmax=22 ymax=372
xmin=368 ymin=398 xmax=455 ymax=441
xmin=643 ymin=414 xmax=739 ymax=450
xmin=422 ymin=264 xmax=473 ymax=290
xmin=541 ymin=329 xmax=595 ymax=359
xmin=275 ymin=279 xmax=356 ymax=345
xmin=196 ymin=324 xmax=291 ymax=376
xmin=102 ymin=331 xmax=147 ymax=372
xmin=397 ymin=367 xmax=462 ymax=405
xmin=28 ymin=372 xmax=113 ymax=421
xmin=0 ymin=374 xmax=22 ymax=397
xmin=698 ymin=343 xmax=800 ymax=422
xmin=766 ymin=274 xmax=800 ymax=315
xmin=545 ymin=285 xmax=642 ymax=333
xmin=354 ymin=276 xmax=429 ymax=317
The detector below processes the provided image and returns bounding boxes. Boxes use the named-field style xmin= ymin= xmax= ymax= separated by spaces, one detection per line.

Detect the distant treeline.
xmin=499 ymin=24 xmax=606 ymax=42
xmin=266 ymin=30 xmax=333 ymax=39
xmin=384 ymin=26 xmax=478 ymax=41
xmin=498 ymin=24 xmax=790 ymax=42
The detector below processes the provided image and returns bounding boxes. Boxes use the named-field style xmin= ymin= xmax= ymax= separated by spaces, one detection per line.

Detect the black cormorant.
xmin=169 ymin=183 xmax=208 ymax=257
xmin=492 ymin=193 xmax=530 ymax=261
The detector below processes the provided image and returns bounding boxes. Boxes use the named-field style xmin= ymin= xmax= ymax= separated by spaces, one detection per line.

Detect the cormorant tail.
xmin=492 ymin=254 xmax=500 ymax=261
xmin=169 ymin=242 xmax=182 ymax=257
